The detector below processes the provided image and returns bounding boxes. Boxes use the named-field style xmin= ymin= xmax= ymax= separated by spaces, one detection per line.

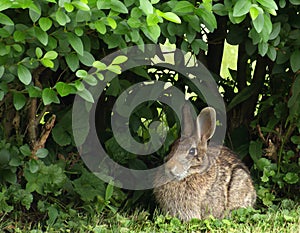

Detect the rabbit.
xmin=153 ymin=103 xmax=256 ymax=221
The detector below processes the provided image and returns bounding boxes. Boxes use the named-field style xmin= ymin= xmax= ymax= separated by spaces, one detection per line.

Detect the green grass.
xmin=1 ymin=200 xmax=299 ymax=233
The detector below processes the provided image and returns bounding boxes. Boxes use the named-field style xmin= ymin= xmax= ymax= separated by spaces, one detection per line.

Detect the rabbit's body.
xmin=154 ymin=145 xmax=256 ymax=221
xmin=154 ymin=105 xmax=256 ymax=221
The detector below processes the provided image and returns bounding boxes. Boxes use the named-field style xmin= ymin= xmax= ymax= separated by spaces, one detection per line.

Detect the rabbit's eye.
xmin=188 ymin=148 xmax=197 ymax=156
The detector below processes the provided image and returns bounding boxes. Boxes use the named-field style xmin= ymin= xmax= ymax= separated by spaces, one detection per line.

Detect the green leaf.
xmin=29 ymin=7 xmax=41 ymax=23
xmin=39 ymin=17 xmax=52 ymax=31
xmin=0 ymin=65 xmax=4 ymax=78
xmin=77 ymin=88 xmax=94 ymax=103
xmin=43 ymin=51 xmax=58 ymax=60
xmin=35 ymin=47 xmax=43 ymax=59
xmin=36 ymin=148 xmax=49 ymax=158
xmin=106 ymin=17 xmax=117 ymax=29
xmin=130 ymin=30 xmax=142 ymax=43
xmin=12 ymin=44 xmax=22 ymax=53
xmin=290 ymin=0 xmax=300 ymax=5
xmin=156 ymin=10 xmax=181 ymax=24
xmin=55 ymin=82 xmax=77 ymax=97
xmin=105 ymin=181 xmax=114 ymax=200
xmin=267 ymin=46 xmax=277 ymax=61
xmin=52 ymin=126 xmax=72 ymax=146
xmin=103 ymin=34 xmax=123 ymax=49
xmin=263 ymin=14 xmax=273 ymax=35
xmin=141 ymin=24 xmax=161 ymax=43
xmin=67 ymin=32 xmax=84 ymax=56
xmin=256 ymin=0 xmax=278 ymax=10
xmin=42 ymin=88 xmax=60 ymax=105
xmin=139 ymin=0 xmax=153 ymax=15
xmin=127 ymin=18 xmax=142 ymax=28
xmin=55 ymin=10 xmax=71 ymax=26
xmin=233 ymin=0 xmax=251 ymax=17
xmin=64 ymin=2 xmax=74 ymax=12
xmin=20 ymin=144 xmax=31 ymax=156
xmin=0 ymin=29 xmax=10 ymax=39
xmin=173 ymin=1 xmax=194 ymax=14
xmin=212 ymin=3 xmax=227 ymax=16
xmin=195 ymin=8 xmax=217 ymax=31
xmin=107 ymin=65 xmax=122 ymax=74
xmin=13 ymin=92 xmax=27 ymax=110
xmin=27 ymin=85 xmax=42 ymax=98
xmin=13 ymin=30 xmax=25 ymax=42
xmin=256 ymin=158 xmax=271 ymax=171
xmin=269 ymin=22 xmax=281 ymax=40
xmin=227 ymin=85 xmax=256 ymax=112
xmin=0 ymin=13 xmax=14 ymax=26
xmin=95 ymin=20 xmax=107 ymax=34
xmin=291 ymin=135 xmax=300 ymax=145
xmin=29 ymin=2 xmax=41 ymax=14
xmin=72 ymin=170 xmax=105 ymax=202
xmin=18 ymin=64 xmax=32 ymax=85
xmin=93 ymin=61 xmax=107 ymax=70
xmin=34 ymin=27 xmax=48 ymax=46
xmin=249 ymin=141 xmax=263 ymax=163
xmin=252 ymin=13 xmax=264 ymax=33
xmin=0 ymin=148 xmax=10 ymax=165
xmin=83 ymin=74 xmax=98 ymax=86
xmin=228 ymin=11 xmax=246 ymax=24
xmin=28 ymin=159 xmax=39 ymax=173
xmin=258 ymin=42 xmax=268 ymax=56
xmin=146 ymin=13 xmax=160 ymax=26
xmin=41 ymin=58 xmax=54 ymax=68
xmin=48 ymin=36 xmax=57 ymax=50
xmin=96 ymin=73 xmax=104 ymax=80
xmin=112 ymin=55 xmax=128 ymax=65
xmin=66 ymin=53 xmax=79 ymax=72
xmin=249 ymin=4 xmax=263 ymax=20
xmin=75 ymin=28 xmax=84 ymax=37
xmin=131 ymin=7 xmax=143 ymax=18
xmin=0 ymin=91 xmax=4 ymax=101
xmin=75 ymin=80 xmax=85 ymax=91
xmin=0 ymin=0 xmax=12 ymax=11
xmin=72 ymin=1 xmax=90 ymax=11
xmin=97 ymin=0 xmax=111 ymax=9
xmin=193 ymin=39 xmax=208 ymax=51
xmin=111 ymin=0 xmax=128 ymax=13
xmin=78 ymin=51 xmax=95 ymax=66
xmin=47 ymin=206 xmax=59 ymax=226
xmin=290 ymin=50 xmax=300 ymax=72
xmin=283 ymin=172 xmax=299 ymax=184
xmin=76 ymin=69 xmax=88 ymax=78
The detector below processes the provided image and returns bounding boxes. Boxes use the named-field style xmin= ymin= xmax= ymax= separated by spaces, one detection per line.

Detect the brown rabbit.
xmin=154 ymin=104 xmax=256 ymax=221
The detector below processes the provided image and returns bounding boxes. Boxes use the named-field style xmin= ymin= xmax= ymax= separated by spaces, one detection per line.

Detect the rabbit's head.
xmin=164 ymin=104 xmax=216 ymax=181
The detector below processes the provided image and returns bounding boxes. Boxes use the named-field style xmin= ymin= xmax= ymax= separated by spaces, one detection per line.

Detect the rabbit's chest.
xmin=162 ymin=174 xmax=213 ymax=204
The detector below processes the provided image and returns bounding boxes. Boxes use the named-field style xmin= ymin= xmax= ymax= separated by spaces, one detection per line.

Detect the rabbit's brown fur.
xmin=154 ymin=105 xmax=256 ymax=221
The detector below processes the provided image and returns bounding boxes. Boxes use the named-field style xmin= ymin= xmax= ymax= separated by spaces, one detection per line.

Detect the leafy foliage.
xmin=0 ymin=0 xmax=299 ymax=228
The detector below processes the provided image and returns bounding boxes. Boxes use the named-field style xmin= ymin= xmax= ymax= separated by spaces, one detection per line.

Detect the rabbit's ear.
xmin=181 ymin=103 xmax=195 ymax=138
xmin=196 ymin=107 xmax=216 ymax=142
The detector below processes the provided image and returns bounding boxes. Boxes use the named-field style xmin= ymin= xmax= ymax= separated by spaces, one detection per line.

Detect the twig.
xmin=28 ymin=98 xmax=37 ymax=146
xmin=257 ymin=124 xmax=267 ymax=144
xmin=31 ymin=114 xmax=56 ymax=157
xmin=27 ymin=66 xmax=46 ymax=147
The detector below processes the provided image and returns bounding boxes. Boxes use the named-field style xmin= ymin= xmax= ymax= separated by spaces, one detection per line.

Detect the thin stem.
xmin=277 ymin=123 xmax=295 ymax=174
